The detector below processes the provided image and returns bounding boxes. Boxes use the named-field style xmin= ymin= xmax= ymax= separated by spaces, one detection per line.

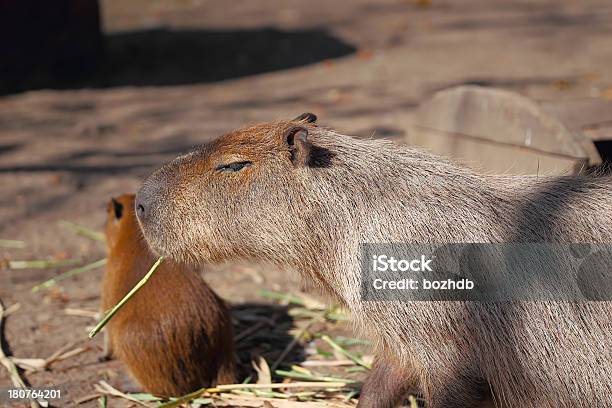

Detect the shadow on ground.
xmin=1 ymin=27 xmax=356 ymax=94
xmin=231 ymin=302 xmax=305 ymax=380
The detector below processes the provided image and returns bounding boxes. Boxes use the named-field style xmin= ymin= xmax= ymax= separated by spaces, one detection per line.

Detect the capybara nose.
xmin=135 ymin=185 xmax=152 ymax=222
xmin=135 ymin=200 xmax=146 ymax=221
xmin=136 ymin=164 xmax=175 ymax=226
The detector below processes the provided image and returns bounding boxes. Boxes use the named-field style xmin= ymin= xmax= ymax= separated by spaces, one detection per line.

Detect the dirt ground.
xmin=1 ymin=0 xmax=612 ymax=406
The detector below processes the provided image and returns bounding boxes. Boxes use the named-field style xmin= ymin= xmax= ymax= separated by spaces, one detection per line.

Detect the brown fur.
xmin=135 ymin=116 xmax=611 ymax=407
xmin=101 ymin=193 xmax=235 ymax=398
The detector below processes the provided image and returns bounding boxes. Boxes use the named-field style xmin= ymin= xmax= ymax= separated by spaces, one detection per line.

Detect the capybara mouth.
xmin=135 ymin=221 xmax=180 ymax=260
xmin=140 ymin=225 xmax=214 ymax=267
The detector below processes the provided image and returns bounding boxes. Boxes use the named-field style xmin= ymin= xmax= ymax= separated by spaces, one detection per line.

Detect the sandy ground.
xmin=1 ymin=0 xmax=612 ymax=406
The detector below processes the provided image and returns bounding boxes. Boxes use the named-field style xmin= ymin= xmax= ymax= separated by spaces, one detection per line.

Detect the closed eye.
xmin=215 ymin=160 xmax=252 ymax=173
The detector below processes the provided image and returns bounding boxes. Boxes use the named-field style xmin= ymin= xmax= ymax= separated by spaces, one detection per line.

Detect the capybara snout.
xmin=135 ymin=155 xmax=197 ymax=257
xmin=135 ymin=160 xmax=178 ymax=226
xmin=135 ymin=173 xmax=160 ymax=229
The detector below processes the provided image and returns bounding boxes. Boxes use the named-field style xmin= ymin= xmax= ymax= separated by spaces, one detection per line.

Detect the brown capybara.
xmin=135 ymin=114 xmax=611 ymax=407
xmin=101 ymin=193 xmax=235 ymax=398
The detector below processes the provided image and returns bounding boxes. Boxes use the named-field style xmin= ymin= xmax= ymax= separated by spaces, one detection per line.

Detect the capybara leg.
xmin=357 ymin=355 xmax=416 ymax=408
xmin=427 ymin=378 xmax=493 ymax=408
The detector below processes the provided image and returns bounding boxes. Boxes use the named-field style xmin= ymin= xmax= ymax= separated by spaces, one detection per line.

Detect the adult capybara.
xmin=101 ymin=193 xmax=235 ymax=397
xmin=135 ymin=114 xmax=611 ymax=407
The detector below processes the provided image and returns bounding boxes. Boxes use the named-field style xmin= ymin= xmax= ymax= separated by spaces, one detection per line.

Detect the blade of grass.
xmin=58 ymin=220 xmax=105 ymax=242
xmin=235 ymin=320 xmax=268 ymax=342
xmin=232 ymin=389 xmax=291 ymax=399
xmin=123 ymin=393 xmax=161 ymax=402
xmin=94 ymin=381 xmax=152 ymax=407
xmin=345 ymin=366 xmax=368 ymax=373
xmin=89 ymin=257 xmax=164 ymax=338
xmin=217 ymin=382 xmax=355 ymax=390
xmin=32 ymin=258 xmax=107 ymax=292
xmin=288 ymin=308 xmax=348 ymax=322
xmin=320 ymin=335 xmax=372 ymax=369
xmin=275 ymin=369 xmax=357 ymax=384
xmin=156 ymin=388 xmax=209 ymax=408
xmin=333 ymin=336 xmax=371 ymax=347
xmin=315 ymin=348 xmax=333 ymax=358
xmin=64 ymin=308 xmax=99 ymax=318
xmin=0 ymin=239 xmax=26 ymax=249
xmin=408 ymin=395 xmax=420 ymax=408
xmin=300 ymin=360 xmax=355 ymax=367
xmin=3 ymin=303 xmax=20 ymax=316
xmin=290 ymin=365 xmax=312 ymax=376
xmin=258 ymin=390 xmax=290 ymax=398
xmin=324 ymin=308 xmax=349 ymax=321
xmin=270 ymin=320 xmax=315 ymax=372
xmin=294 ymin=391 xmax=316 ymax=401
xmin=252 ymin=356 xmax=272 ymax=393
xmin=259 ymin=289 xmax=307 ymax=306
xmin=343 ymin=389 xmax=359 ymax=402
xmin=8 ymin=259 xmax=80 ymax=269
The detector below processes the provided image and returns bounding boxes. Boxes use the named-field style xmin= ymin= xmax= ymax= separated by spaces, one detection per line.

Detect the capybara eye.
xmin=215 ymin=161 xmax=252 ymax=173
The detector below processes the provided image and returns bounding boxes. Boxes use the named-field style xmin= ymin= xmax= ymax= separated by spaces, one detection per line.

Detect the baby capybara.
xmin=135 ymin=115 xmax=611 ymax=407
xmin=101 ymin=193 xmax=235 ymax=397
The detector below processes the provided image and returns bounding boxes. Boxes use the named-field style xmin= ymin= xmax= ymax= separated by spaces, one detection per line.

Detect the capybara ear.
xmin=293 ymin=112 xmax=317 ymax=124
xmin=285 ymin=126 xmax=312 ymax=167
xmin=111 ymin=198 xmax=124 ymax=220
